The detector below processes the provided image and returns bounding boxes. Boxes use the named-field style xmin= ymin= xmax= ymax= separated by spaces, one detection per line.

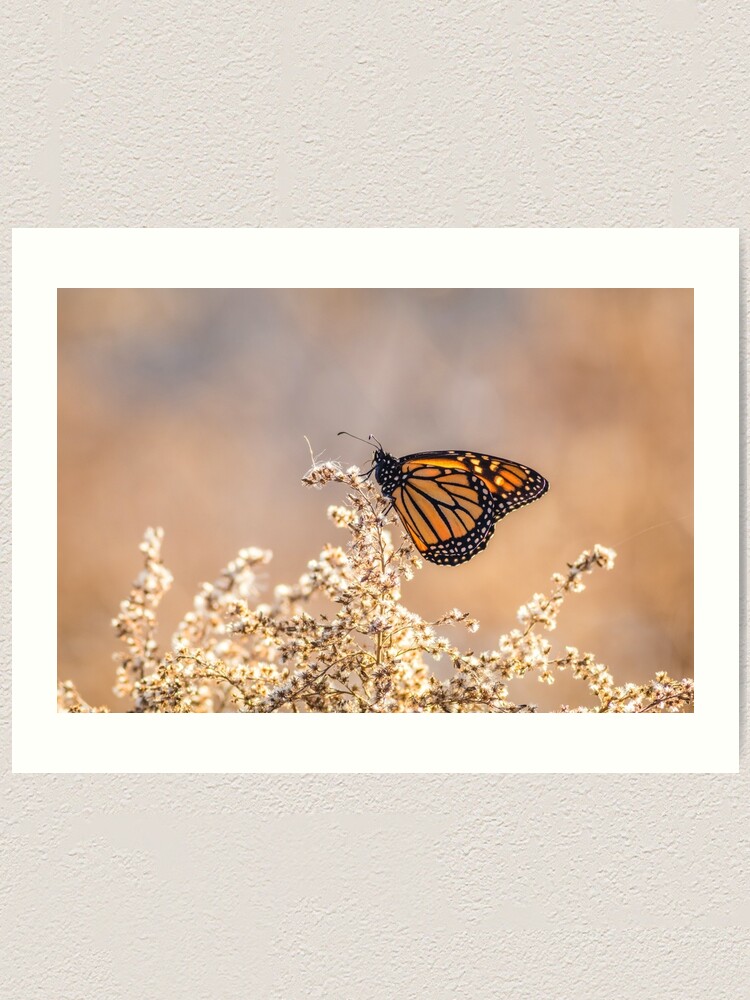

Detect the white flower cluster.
xmin=58 ymin=469 xmax=693 ymax=715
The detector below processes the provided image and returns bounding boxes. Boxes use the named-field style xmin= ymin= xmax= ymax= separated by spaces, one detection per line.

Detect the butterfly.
xmin=339 ymin=433 xmax=549 ymax=566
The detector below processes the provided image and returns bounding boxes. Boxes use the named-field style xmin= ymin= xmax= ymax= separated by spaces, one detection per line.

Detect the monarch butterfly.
xmin=339 ymin=433 xmax=549 ymax=566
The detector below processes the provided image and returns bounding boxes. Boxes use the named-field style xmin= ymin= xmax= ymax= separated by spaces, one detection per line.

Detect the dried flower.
xmin=58 ymin=463 xmax=693 ymax=715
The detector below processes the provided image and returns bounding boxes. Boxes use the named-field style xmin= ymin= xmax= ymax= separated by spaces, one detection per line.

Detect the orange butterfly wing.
xmin=376 ymin=449 xmax=548 ymax=566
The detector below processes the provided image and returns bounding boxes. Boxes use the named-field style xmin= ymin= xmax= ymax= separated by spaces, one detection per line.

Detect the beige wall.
xmin=4 ymin=4 xmax=747 ymax=997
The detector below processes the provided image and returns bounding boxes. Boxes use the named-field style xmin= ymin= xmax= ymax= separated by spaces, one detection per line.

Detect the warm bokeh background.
xmin=58 ymin=288 xmax=693 ymax=710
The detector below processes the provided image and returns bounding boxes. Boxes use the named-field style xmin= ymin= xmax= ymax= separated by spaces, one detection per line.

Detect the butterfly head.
xmin=338 ymin=431 xmax=395 ymax=489
xmin=372 ymin=447 xmax=401 ymax=498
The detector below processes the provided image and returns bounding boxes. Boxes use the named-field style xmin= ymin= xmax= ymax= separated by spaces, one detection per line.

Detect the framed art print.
xmin=12 ymin=228 xmax=739 ymax=772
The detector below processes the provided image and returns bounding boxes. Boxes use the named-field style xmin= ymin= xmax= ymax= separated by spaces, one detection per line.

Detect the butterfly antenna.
xmin=338 ymin=431 xmax=381 ymax=478
xmin=338 ymin=430 xmax=376 ymax=448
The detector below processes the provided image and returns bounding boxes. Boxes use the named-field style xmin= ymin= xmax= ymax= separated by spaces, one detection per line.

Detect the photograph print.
xmin=56 ymin=287 xmax=694 ymax=716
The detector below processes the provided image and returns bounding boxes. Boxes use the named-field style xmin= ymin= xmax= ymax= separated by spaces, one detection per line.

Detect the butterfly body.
xmin=372 ymin=447 xmax=548 ymax=566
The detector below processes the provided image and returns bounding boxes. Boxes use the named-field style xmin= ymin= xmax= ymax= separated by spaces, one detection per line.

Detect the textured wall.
xmin=3 ymin=3 xmax=747 ymax=997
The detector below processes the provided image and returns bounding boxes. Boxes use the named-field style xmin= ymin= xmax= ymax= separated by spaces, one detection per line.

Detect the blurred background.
xmin=58 ymin=288 xmax=693 ymax=711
